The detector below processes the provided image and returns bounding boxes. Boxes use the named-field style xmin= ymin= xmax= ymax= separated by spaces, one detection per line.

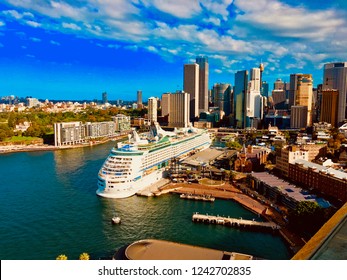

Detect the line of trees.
xmin=0 ymin=107 xmax=148 ymax=142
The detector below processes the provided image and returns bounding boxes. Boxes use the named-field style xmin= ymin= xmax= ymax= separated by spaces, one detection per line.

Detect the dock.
xmin=192 ymin=212 xmax=280 ymax=232
xmin=180 ymin=193 xmax=215 ymax=202
xmin=136 ymin=178 xmax=171 ymax=197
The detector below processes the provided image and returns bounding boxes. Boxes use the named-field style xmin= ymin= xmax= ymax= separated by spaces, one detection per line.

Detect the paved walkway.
xmin=170 ymin=182 xmax=266 ymax=215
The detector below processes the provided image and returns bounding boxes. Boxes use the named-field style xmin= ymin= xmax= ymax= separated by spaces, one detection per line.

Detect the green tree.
xmin=7 ymin=113 xmax=16 ymax=128
xmin=56 ymin=254 xmax=68 ymax=260
xmin=0 ymin=123 xmax=14 ymax=141
xmin=79 ymin=253 xmax=90 ymax=260
xmin=288 ymin=201 xmax=326 ymax=238
xmin=226 ymin=140 xmax=242 ymax=150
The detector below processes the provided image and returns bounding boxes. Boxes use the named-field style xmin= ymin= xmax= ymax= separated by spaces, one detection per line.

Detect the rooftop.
xmin=251 ymin=172 xmax=329 ymax=207
xmin=293 ymin=159 xmax=347 ymax=180
xmin=182 ymin=147 xmax=225 ymax=167
xmin=123 ymin=239 xmax=253 ymax=260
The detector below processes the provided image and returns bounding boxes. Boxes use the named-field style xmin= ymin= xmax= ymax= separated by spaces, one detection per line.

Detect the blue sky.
xmin=0 ymin=0 xmax=347 ymax=101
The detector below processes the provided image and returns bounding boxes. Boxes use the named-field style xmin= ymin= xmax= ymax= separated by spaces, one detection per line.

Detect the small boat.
xmin=111 ymin=210 xmax=121 ymax=224
xmin=112 ymin=216 xmax=121 ymax=224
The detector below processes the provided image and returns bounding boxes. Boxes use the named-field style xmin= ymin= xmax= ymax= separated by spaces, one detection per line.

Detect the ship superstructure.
xmin=96 ymin=123 xmax=211 ymax=198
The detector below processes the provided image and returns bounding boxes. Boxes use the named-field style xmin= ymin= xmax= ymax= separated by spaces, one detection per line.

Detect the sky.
xmin=0 ymin=0 xmax=347 ymax=101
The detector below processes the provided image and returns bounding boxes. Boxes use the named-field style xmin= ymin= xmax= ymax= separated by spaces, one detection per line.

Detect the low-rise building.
xmin=112 ymin=114 xmax=131 ymax=132
xmin=234 ymin=145 xmax=270 ymax=172
xmin=249 ymin=172 xmax=330 ymax=210
xmin=54 ymin=120 xmax=117 ymax=146
xmin=276 ymin=145 xmax=309 ymax=177
xmin=289 ymin=159 xmax=347 ymax=204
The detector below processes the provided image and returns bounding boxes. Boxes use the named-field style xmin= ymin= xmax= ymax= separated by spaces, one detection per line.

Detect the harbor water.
xmin=0 ymin=142 xmax=291 ymax=260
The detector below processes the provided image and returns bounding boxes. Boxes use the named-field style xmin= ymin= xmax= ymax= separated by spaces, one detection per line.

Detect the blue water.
xmin=0 ymin=142 xmax=291 ymax=260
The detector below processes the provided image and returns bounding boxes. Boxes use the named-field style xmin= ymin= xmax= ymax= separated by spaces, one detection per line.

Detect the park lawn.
xmin=4 ymin=136 xmax=42 ymax=143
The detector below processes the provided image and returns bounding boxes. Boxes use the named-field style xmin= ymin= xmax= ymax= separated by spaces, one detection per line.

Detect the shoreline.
xmin=0 ymin=136 xmax=125 ymax=155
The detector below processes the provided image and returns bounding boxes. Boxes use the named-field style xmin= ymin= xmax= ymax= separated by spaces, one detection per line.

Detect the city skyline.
xmin=0 ymin=0 xmax=347 ymax=101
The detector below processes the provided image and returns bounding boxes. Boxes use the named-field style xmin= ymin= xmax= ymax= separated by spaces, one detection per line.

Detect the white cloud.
xmin=26 ymin=20 xmax=41 ymax=28
xmin=285 ymin=60 xmax=307 ymax=70
xmin=2 ymin=0 xmax=346 ymax=78
xmin=94 ymin=0 xmax=140 ymax=20
xmin=0 ymin=21 xmax=5 ymax=27
xmin=146 ymin=46 xmax=158 ymax=52
xmin=62 ymin=22 xmax=81 ymax=31
xmin=214 ymin=69 xmax=222 ymax=74
xmin=29 ymin=37 xmax=41 ymax=42
xmin=2 ymin=9 xmax=34 ymax=20
xmin=50 ymin=40 xmax=60 ymax=46
xmin=234 ymin=0 xmax=345 ymax=41
xmin=203 ymin=17 xmax=221 ymax=26
xmin=200 ymin=0 xmax=234 ymax=20
xmin=142 ymin=0 xmax=202 ymax=18
xmin=2 ymin=10 xmax=23 ymax=19
xmin=124 ymin=45 xmax=138 ymax=51
xmin=107 ymin=44 xmax=120 ymax=49
xmin=161 ymin=47 xmax=179 ymax=55
xmin=50 ymin=1 xmax=85 ymax=19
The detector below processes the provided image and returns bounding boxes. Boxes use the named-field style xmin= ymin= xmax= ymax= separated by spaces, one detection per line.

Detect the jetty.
xmin=180 ymin=193 xmax=215 ymax=202
xmin=192 ymin=212 xmax=280 ymax=232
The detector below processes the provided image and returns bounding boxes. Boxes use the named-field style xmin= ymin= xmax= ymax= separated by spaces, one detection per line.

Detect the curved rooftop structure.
xmin=121 ymin=239 xmax=253 ymax=260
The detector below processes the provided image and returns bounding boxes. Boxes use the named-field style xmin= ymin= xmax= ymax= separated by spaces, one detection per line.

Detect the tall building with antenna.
xmin=259 ymin=63 xmax=264 ymax=92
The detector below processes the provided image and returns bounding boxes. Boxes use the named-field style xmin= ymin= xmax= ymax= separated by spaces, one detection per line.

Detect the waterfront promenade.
xmin=168 ymin=182 xmax=267 ymax=216
xmin=0 ymin=135 xmax=125 ymax=154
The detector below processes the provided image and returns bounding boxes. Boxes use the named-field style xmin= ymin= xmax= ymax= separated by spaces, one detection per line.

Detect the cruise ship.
xmin=96 ymin=123 xmax=211 ymax=198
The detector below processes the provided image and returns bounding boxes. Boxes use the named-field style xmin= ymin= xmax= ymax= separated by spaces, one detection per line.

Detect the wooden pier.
xmin=192 ymin=212 xmax=280 ymax=232
xmin=180 ymin=193 xmax=215 ymax=202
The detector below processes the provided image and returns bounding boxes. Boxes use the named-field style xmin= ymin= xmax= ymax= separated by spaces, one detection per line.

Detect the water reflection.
xmin=96 ymin=194 xmax=291 ymax=259
xmin=53 ymin=142 xmax=115 ymax=191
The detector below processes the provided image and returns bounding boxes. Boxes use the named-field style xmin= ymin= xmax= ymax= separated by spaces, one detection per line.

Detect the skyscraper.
xmin=295 ymin=74 xmax=313 ymax=126
xmin=137 ymin=90 xmax=143 ymax=109
xmin=161 ymin=93 xmax=170 ymax=117
xmin=212 ymin=83 xmax=232 ymax=116
xmin=148 ymin=97 xmax=157 ymax=124
xmin=291 ymin=106 xmax=308 ymax=129
xmin=274 ymin=78 xmax=285 ymax=91
xmin=234 ymin=70 xmax=248 ymax=129
xmin=289 ymin=74 xmax=299 ymax=108
xmin=183 ymin=63 xmax=199 ymax=120
xmin=259 ymin=63 xmax=264 ymax=92
xmin=320 ymin=89 xmax=339 ymax=127
xmin=195 ymin=56 xmax=209 ymax=113
xmin=288 ymin=74 xmax=313 ymax=127
xmin=102 ymin=92 xmax=108 ymax=104
xmin=323 ymin=62 xmax=347 ymax=123
xmin=262 ymin=81 xmax=269 ymax=98
xmin=168 ymin=91 xmax=190 ymax=128
xmin=246 ymin=68 xmax=262 ymax=127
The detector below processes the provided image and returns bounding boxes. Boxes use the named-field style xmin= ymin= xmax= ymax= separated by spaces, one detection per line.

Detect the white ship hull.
xmin=96 ymin=169 xmax=166 ymax=199
xmin=96 ymin=125 xmax=211 ymax=199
